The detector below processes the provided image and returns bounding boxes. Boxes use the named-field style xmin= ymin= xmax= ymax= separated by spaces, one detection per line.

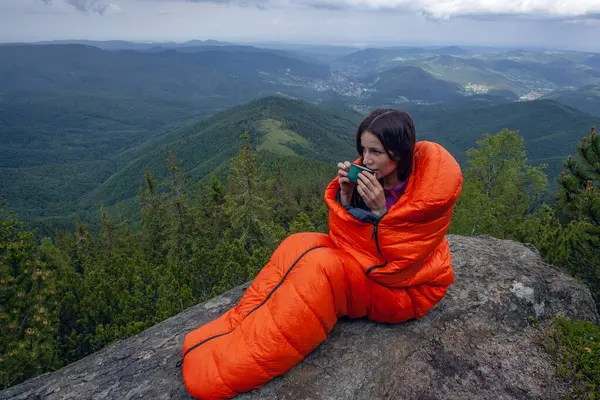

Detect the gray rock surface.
xmin=2 ymin=235 xmax=598 ymax=400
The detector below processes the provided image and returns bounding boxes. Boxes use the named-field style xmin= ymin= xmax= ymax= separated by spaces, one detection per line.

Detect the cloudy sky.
xmin=2 ymin=0 xmax=600 ymax=51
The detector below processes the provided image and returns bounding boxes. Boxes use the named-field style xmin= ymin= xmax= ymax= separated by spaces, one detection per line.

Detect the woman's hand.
xmin=357 ymin=171 xmax=387 ymax=217
xmin=337 ymin=161 xmax=355 ymax=206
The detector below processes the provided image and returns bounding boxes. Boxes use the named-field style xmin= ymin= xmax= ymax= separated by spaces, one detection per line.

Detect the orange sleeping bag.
xmin=181 ymin=141 xmax=463 ymax=399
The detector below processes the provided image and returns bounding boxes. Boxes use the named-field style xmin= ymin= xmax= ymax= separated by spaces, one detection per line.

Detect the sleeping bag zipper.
xmin=371 ymin=220 xmax=383 ymax=255
xmin=177 ymin=245 xmax=325 ymax=367
xmin=367 ymin=220 xmax=388 ymax=275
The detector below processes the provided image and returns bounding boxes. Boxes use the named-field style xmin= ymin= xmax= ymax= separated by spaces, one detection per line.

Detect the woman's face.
xmin=360 ymin=131 xmax=398 ymax=181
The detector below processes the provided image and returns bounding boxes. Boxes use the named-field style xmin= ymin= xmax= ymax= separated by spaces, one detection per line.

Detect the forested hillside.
xmin=410 ymin=99 xmax=599 ymax=180
xmin=362 ymin=66 xmax=464 ymax=103
xmin=0 ymin=44 xmax=329 ymax=101
xmin=79 ymin=96 xmax=361 ymax=205
xmin=0 ymin=44 xmax=343 ymax=229
xmin=0 ymin=131 xmax=333 ymax=389
xmin=542 ymin=85 xmax=600 ymax=117
xmin=1 ymin=96 xmax=362 ymax=233
xmin=2 ymin=94 xmax=597 ymax=234
xmin=2 ymin=124 xmax=599 ymax=392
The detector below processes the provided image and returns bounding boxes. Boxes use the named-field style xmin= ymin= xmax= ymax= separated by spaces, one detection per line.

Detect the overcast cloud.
xmin=1 ymin=0 xmax=599 ymax=51
xmin=42 ymin=0 xmax=600 ymax=19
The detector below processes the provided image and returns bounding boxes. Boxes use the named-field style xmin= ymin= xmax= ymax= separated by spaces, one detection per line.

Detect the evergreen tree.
xmin=0 ymin=201 xmax=58 ymax=389
xmin=199 ymin=175 xmax=229 ymax=242
xmin=167 ymin=152 xmax=190 ymax=241
xmin=270 ymin=164 xmax=298 ymax=230
xmin=138 ymin=170 xmax=169 ymax=262
xmin=225 ymin=131 xmax=283 ymax=252
xmin=288 ymin=212 xmax=316 ymax=234
xmin=52 ymin=221 xmax=96 ymax=365
xmin=558 ymin=126 xmax=600 ymax=225
xmin=304 ymin=194 xmax=329 ymax=234
xmin=554 ymin=126 xmax=600 ymax=305
xmin=164 ymin=152 xmax=195 ymax=288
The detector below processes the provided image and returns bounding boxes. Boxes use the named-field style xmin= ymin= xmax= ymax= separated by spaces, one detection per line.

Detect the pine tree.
xmin=52 ymin=219 xmax=96 ymax=365
xmin=225 ymin=131 xmax=282 ymax=252
xmin=138 ymin=170 xmax=169 ymax=261
xmin=555 ymin=126 xmax=600 ymax=305
xmin=288 ymin=212 xmax=316 ymax=234
xmin=270 ymin=164 xmax=298 ymax=230
xmin=164 ymin=152 xmax=195 ymax=285
xmin=167 ymin=152 xmax=189 ymax=240
xmin=198 ymin=175 xmax=229 ymax=242
xmin=187 ymin=175 xmax=229 ymax=299
xmin=0 ymin=201 xmax=58 ymax=389
xmin=558 ymin=126 xmax=600 ymax=225
xmin=99 ymin=205 xmax=116 ymax=258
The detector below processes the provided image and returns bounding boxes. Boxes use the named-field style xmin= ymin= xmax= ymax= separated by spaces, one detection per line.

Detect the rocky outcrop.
xmin=1 ymin=235 xmax=598 ymax=400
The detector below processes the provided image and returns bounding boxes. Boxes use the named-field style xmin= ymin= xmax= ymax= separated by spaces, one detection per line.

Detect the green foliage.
xmin=5 ymin=89 xmax=596 ymax=238
xmin=289 ymin=212 xmax=316 ymax=234
xmin=448 ymin=128 xmax=600 ymax=395
xmin=552 ymin=126 xmax=600 ymax=305
xmin=543 ymin=85 xmax=600 ymax=117
xmin=0 ymin=41 xmax=344 ymax=227
xmin=450 ymin=126 xmax=600 ymax=315
xmin=451 ymin=129 xmax=548 ymax=238
xmin=0 ymin=126 xmax=333 ymax=388
xmin=542 ymin=317 xmax=600 ymax=399
xmin=269 ymin=164 xmax=299 ymax=230
xmin=66 ymin=96 xmax=358 ymax=230
xmin=225 ymin=131 xmax=285 ymax=251
xmin=0 ymin=201 xmax=59 ymax=388
xmin=558 ymin=126 xmax=600 ymax=225
xmin=366 ymin=66 xmax=463 ymax=102
xmin=410 ymin=99 xmax=599 ymax=181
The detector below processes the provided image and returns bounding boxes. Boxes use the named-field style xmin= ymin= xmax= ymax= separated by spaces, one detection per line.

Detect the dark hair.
xmin=356 ymin=108 xmax=416 ymax=181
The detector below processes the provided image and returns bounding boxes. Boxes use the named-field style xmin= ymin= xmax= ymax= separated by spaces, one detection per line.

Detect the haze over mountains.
xmin=1 ymin=39 xmax=599 ymax=232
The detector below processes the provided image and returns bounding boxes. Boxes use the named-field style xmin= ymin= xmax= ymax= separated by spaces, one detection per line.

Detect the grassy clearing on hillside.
xmin=422 ymin=65 xmax=515 ymax=92
xmin=256 ymin=119 xmax=310 ymax=156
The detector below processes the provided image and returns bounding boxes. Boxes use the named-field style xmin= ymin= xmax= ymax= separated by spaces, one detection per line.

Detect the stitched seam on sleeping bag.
xmin=289 ymin=281 xmax=329 ymax=336
xmin=239 ymin=326 xmax=272 ymax=377
xmin=211 ymin=347 xmax=236 ymax=395
xmin=266 ymin=299 xmax=305 ymax=358
xmin=340 ymin=261 xmax=352 ymax=317
xmin=182 ymin=245 xmax=325 ymax=361
xmin=320 ymin=265 xmax=340 ymax=319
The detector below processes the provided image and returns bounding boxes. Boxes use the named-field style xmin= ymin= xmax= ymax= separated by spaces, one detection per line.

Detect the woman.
xmin=181 ymin=108 xmax=463 ymax=400
xmin=337 ymin=108 xmax=415 ymax=217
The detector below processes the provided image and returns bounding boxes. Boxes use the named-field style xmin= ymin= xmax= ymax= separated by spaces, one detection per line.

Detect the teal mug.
xmin=347 ymin=163 xmax=375 ymax=183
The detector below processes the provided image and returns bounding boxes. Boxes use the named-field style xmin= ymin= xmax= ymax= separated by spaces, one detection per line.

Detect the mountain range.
xmin=1 ymin=41 xmax=599 ymax=232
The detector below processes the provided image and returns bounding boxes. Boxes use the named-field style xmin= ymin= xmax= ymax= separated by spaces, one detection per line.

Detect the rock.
xmin=1 ymin=235 xmax=598 ymax=400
